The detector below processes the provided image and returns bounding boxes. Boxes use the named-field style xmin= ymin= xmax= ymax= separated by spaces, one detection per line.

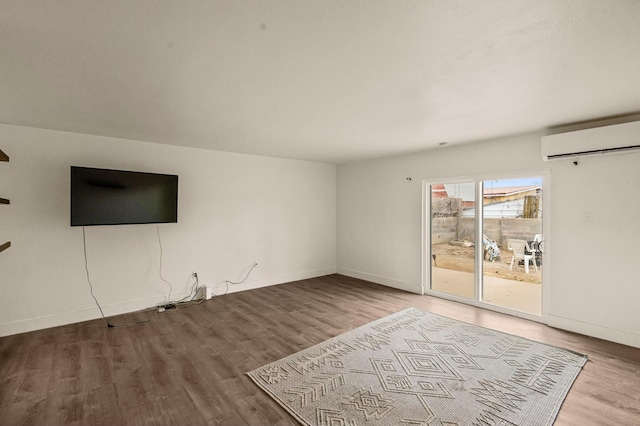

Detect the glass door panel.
xmin=430 ymin=182 xmax=476 ymax=299
xmin=481 ymin=178 xmax=542 ymax=315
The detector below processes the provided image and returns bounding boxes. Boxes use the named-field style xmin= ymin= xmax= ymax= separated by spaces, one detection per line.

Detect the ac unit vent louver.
xmin=541 ymin=120 xmax=640 ymax=161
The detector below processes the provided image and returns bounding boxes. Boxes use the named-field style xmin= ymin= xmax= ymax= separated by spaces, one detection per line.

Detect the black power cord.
xmin=82 ymin=226 xmax=151 ymax=328
xmin=82 ymin=226 xmax=113 ymax=327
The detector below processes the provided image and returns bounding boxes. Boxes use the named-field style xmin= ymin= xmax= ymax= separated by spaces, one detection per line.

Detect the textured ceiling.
xmin=1 ymin=1 xmax=640 ymax=164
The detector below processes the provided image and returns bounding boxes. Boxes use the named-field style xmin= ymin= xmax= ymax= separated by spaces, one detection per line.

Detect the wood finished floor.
xmin=1 ymin=274 xmax=639 ymax=425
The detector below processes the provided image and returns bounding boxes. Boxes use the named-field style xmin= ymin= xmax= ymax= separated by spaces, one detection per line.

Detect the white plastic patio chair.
xmin=507 ymin=239 xmax=538 ymax=274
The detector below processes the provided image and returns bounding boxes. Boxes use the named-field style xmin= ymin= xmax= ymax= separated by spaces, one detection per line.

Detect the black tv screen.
xmin=71 ymin=166 xmax=178 ymax=226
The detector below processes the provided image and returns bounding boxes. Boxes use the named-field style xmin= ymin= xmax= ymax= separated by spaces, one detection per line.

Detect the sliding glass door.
xmin=429 ymin=182 xmax=476 ymax=300
xmin=426 ymin=176 xmax=544 ymax=318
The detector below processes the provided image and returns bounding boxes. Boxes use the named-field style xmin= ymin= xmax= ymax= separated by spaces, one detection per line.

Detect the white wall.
xmin=3 ymin=122 xmax=639 ymax=349
xmin=337 ymin=133 xmax=640 ymax=348
xmin=0 ymin=124 xmax=336 ymax=336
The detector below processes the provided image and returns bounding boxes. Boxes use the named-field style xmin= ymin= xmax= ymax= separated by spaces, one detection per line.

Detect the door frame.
xmin=422 ymin=170 xmax=551 ymax=323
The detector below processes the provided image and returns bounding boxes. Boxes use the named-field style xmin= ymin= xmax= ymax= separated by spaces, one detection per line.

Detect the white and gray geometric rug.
xmin=247 ymin=308 xmax=587 ymax=426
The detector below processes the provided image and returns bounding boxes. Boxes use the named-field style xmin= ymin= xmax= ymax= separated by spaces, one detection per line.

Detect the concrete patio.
xmin=431 ymin=266 xmax=541 ymax=316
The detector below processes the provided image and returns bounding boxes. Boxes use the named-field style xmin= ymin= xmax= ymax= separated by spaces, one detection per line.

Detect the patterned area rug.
xmin=247 ymin=308 xmax=587 ymax=426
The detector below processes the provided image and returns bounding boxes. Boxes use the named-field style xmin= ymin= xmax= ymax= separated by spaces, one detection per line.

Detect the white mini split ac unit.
xmin=541 ymin=120 xmax=640 ymax=161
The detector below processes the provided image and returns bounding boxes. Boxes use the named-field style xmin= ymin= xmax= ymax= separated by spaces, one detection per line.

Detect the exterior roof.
xmin=433 ymin=185 xmax=541 ymax=199
xmin=483 ymin=186 xmax=541 ymax=197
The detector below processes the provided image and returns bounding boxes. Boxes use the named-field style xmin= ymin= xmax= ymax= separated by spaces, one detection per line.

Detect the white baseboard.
xmin=0 ymin=268 xmax=336 ymax=337
xmin=547 ymin=314 xmax=640 ymax=349
xmin=210 ymin=267 xmax=337 ymax=295
xmin=337 ymin=267 xmax=422 ymax=294
xmin=0 ymin=291 xmax=190 ymax=337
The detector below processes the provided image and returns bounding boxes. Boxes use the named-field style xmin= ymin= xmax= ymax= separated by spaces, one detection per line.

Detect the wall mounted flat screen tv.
xmin=71 ymin=166 xmax=178 ymax=226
